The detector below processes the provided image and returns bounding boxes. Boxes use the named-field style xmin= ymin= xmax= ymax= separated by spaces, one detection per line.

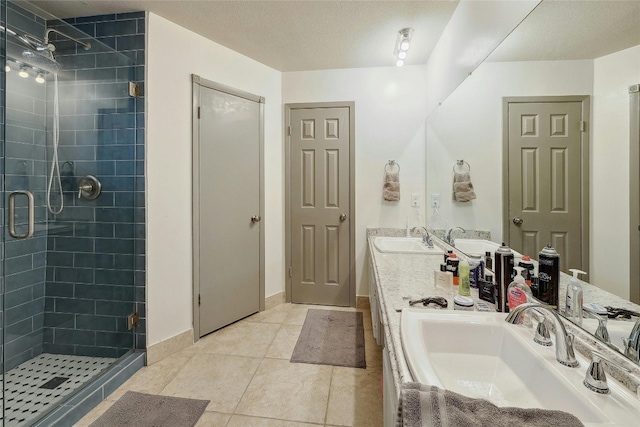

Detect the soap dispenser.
xmin=565 ymin=269 xmax=587 ymax=326
xmin=507 ymin=266 xmax=533 ymax=311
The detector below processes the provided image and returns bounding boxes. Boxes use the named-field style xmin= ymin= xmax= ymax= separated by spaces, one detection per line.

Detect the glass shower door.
xmin=1 ymin=1 xmax=139 ymax=424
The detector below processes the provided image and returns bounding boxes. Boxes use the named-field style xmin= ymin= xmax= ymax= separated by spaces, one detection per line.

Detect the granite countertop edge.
xmin=367 ymin=228 xmax=640 ymax=400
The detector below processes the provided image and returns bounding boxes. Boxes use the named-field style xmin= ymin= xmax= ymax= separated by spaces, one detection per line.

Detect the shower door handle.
xmin=8 ymin=191 xmax=35 ymax=239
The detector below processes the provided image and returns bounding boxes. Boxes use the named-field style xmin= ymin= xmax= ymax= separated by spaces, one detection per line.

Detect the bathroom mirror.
xmin=425 ymin=0 xmax=640 ymax=361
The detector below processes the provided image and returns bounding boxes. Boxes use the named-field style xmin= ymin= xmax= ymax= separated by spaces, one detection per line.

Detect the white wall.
xmin=592 ymin=45 xmax=640 ymax=298
xmin=146 ymin=13 xmax=283 ymax=347
xmin=425 ymin=0 xmax=540 ymax=115
xmin=283 ymin=66 xmax=428 ymax=296
xmin=426 ymin=59 xmax=594 ymax=241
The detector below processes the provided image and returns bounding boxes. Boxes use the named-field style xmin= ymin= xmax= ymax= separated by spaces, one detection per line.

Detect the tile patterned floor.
xmin=1 ymin=354 xmax=115 ymax=427
xmin=75 ymin=304 xmax=384 ymax=427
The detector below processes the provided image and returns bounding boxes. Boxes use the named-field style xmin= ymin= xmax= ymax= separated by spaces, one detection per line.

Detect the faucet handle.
xmin=583 ymin=350 xmax=630 ymax=394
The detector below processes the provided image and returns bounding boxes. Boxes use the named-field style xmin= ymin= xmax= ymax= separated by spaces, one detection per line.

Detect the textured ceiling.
xmin=488 ymin=0 xmax=640 ymax=62
xmin=28 ymin=0 xmax=459 ymax=72
xmin=24 ymin=0 xmax=640 ymax=71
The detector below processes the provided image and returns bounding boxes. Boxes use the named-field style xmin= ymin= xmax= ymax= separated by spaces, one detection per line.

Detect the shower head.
xmin=21 ymin=49 xmax=61 ymax=73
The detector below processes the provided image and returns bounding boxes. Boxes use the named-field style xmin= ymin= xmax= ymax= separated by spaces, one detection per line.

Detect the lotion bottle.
xmin=507 ymin=266 xmax=533 ymax=311
xmin=565 ymin=269 xmax=587 ymax=326
xmin=458 ymin=259 xmax=470 ymax=296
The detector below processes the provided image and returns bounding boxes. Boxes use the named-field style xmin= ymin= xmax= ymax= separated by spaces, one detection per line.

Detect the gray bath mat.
xmin=291 ymin=309 xmax=366 ymax=368
xmin=90 ymin=391 xmax=208 ymax=427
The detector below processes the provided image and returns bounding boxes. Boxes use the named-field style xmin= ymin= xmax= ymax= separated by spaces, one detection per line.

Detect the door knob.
xmin=339 ymin=213 xmax=347 ymax=222
xmin=513 ymin=217 xmax=523 ymax=226
xmin=251 ymin=215 xmax=261 ymax=223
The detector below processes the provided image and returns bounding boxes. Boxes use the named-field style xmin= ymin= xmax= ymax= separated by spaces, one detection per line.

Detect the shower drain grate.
xmin=0 ymin=354 xmax=115 ymax=427
xmin=39 ymin=376 xmax=69 ymax=389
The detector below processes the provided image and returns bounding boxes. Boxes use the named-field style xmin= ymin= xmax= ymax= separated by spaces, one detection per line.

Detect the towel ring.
xmin=385 ymin=160 xmax=400 ymax=173
xmin=453 ymin=160 xmax=470 ymax=173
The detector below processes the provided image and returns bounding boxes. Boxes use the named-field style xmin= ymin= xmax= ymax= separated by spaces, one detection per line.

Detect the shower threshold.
xmin=1 ymin=354 xmax=115 ymax=427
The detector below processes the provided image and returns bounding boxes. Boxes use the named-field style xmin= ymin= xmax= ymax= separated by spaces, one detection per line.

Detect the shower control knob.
xmin=77 ymin=175 xmax=102 ymax=200
xmin=513 ymin=217 xmax=523 ymax=226
xmin=251 ymin=215 xmax=261 ymax=223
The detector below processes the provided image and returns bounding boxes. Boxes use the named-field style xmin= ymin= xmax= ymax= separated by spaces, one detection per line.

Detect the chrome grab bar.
xmin=8 ymin=191 xmax=35 ymax=239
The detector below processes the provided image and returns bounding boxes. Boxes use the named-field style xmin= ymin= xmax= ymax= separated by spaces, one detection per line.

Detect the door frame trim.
xmin=630 ymin=85 xmax=640 ymax=304
xmin=502 ymin=95 xmax=590 ymax=275
xmin=191 ymin=74 xmax=265 ymax=341
xmin=284 ymin=102 xmax=356 ymax=307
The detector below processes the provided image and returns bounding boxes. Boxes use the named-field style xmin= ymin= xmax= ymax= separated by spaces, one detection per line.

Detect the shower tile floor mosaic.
xmin=1 ymin=353 xmax=115 ymax=427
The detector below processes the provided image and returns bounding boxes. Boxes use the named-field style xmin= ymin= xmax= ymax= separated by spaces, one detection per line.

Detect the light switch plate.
xmin=411 ymin=193 xmax=420 ymax=207
xmin=431 ymin=193 xmax=440 ymax=208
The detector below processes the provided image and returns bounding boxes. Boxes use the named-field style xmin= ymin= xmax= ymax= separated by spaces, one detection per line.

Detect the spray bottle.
xmin=565 ymin=269 xmax=587 ymax=326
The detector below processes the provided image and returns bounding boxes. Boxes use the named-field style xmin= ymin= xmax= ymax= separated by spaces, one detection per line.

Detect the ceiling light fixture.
xmin=4 ymin=64 xmax=10 ymax=73
xmin=393 ymin=28 xmax=413 ymax=67
xmin=35 ymin=72 xmax=45 ymax=84
xmin=19 ymin=65 xmax=29 ymax=78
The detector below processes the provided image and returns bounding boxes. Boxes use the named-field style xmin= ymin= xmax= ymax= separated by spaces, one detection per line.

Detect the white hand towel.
xmin=383 ymin=171 xmax=400 ymax=201
xmin=453 ymin=172 xmax=476 ymax=202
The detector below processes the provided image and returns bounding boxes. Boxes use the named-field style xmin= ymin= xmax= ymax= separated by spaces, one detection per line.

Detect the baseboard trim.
xmin=146 ymin=329 xmax=194 ymax=365
xmin=265 ymin=292 xmax=285 ymax=310
xmin=356 ymin=295 xmax=370 ymax=309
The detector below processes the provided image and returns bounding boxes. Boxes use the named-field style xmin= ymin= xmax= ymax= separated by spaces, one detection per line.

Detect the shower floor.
xmin=1 ymin=353 xmax=115 ymax=427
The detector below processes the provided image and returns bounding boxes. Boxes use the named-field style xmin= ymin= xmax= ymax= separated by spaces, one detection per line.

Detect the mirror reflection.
xmin=425 ymin=0 xmax=640 ymax=362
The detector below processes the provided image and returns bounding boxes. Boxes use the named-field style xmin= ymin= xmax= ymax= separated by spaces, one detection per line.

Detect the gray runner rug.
xmin=291 ymin=309 xmax=366 ymax=368
xmin=90 ymin=391 xmax=208 ymax=427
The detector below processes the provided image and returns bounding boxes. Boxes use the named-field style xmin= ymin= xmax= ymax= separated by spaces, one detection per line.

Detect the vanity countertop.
xmin=367 ymin=228 xmax=640 ymax=400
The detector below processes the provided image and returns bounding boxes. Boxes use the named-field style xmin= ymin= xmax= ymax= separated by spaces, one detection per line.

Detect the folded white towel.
xmin=453 ymin=172 xmax=476 ymax=202
xmin=383 ymin=171 xmax=400 ymax=201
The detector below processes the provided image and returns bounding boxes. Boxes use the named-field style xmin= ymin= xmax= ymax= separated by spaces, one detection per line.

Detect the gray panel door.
xmin=198 ymin=86 xmax=261 ymax=335
xmin=290 ymin=107 xmax=351 ymax=306
xmin=507 ymin=101 xmax=583 ymax=273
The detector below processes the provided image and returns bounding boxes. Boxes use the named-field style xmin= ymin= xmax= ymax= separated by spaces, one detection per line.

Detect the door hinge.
xmin=197 ymin=107 xmax=201 ymax=119
xmin=127 ymin=312 xmax=139 ymax=330
xmin=287 ymin=126 xmax=291 ymax=136
xmin=580 ymin=121 xmax=586 ymax=132
xmin=289 ymin=267 xmax=293 ymax=278
xmin=128 ymin=82 xmax=140 ymax=98
xmin=198 ymin=294 xmax=201 ymax=305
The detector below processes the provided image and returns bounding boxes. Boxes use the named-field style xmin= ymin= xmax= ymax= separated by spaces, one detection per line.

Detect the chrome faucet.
xmin=623 ymin=318 xmax=640 ymax=363
xmin=583 ymin=350 xmax=630 ymax=394
xmin=582 ymin=307 xmax=610 ymax=345
xmin=445 ymin=226 xmax=465 ymax=246
xmin=411 ymin=226 xmax=434 ymax=248
xmin=506 ymin=303 xmax=579 ymax=367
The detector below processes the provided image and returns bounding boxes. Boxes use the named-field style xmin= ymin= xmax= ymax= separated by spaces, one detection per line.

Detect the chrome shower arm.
xmin=44 ymin=28 xmax=91 ymax=50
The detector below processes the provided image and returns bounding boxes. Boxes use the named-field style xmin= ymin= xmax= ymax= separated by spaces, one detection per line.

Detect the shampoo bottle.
xmin=565 ymin=269 xmax=587 ymax=326
xmin=507 ymin=266 xmax=533 ymax=311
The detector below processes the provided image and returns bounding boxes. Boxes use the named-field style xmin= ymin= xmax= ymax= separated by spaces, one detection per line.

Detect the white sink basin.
xmin=373 ymin=237 xmax=444 ymax=255
xmin=453 ymin=238 xmax=523 ymax=258
xmin=401 ymin=309 xmax=640 ymax=427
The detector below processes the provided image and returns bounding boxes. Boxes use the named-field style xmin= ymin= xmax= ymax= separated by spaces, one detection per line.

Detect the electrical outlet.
xmin=411 ymin=193 xmax=420 ymax=207
xmin=431 ymin=193 xmax=440 ymax=208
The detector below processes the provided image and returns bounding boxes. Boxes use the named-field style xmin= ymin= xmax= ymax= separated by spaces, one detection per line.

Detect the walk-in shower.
xmin=1 ymin=1 xmax=145 ymax=425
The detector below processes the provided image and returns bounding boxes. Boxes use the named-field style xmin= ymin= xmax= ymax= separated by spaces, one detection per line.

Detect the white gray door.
xmin=288 ymin=106 xmax=353 ymax=306
xmin=505 ymin=99 xmax=587 ymax=274
xmin=193 ymin=77 xmax=264 ymax=337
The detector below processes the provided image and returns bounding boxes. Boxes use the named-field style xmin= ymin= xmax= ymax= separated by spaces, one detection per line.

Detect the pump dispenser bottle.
xmin=565 ymin=269 xmax=587 ymax=326
xmin=507 ymin=266 xmax=533 ymax=311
